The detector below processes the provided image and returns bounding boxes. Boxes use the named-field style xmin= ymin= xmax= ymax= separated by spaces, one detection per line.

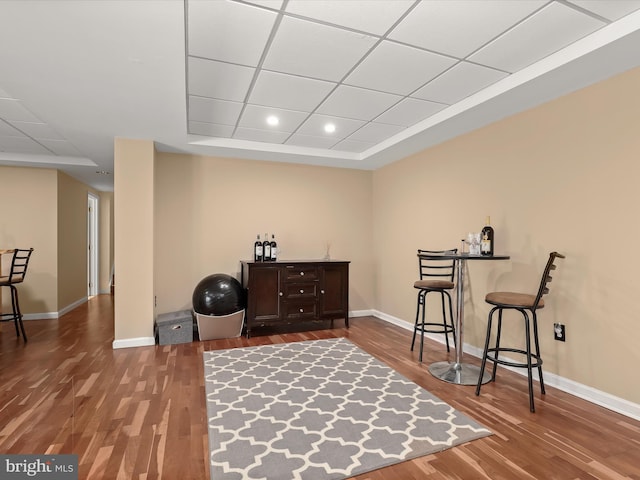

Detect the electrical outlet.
xmin=554 ymin=323 xmax=566 ymax=342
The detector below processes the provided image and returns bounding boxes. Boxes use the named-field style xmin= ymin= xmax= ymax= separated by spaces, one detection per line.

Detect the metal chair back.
xmin=6 ymin=248 xmax=34 ymax=284
xmin=532 ymin=251 xmax=565 ymax=310
xmin=416 ymin=249 xmax=457 ymax=282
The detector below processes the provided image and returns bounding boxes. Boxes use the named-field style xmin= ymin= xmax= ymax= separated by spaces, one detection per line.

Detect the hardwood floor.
xmin=1 ymin=295 xmax=639 ymax=479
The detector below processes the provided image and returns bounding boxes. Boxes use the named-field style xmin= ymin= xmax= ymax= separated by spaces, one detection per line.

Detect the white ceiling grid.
xmin=185 ymin=0 xmax=640 ymax=155
xmin=1 ymin=0 xmax=640 ymax=190
xmin=0 ymin=93 xmax=83 ymax=159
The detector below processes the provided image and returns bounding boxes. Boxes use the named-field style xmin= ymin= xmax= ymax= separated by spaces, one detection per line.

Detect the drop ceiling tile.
xmin=285 ymin=133 xmax=339 ymax=149
xmin=188 ymin=121 xmax=234 ymax=138
xmin=285 ymin=0 xmax=414 ymax=35
xmin=345 ymin=40 xmax=457 ymax=95
xmin=187 ymin=0 xmax=277 ymax=66
xmin=375 ymin=97 xmax=447 ymax=126
xmin=297 ymin=114 xmax=365 ymax=138
xmin=347 ymin=122 xmax=405 ymax=143
xmin=567 ymin=0 xmax=640 ymax=21
xmin=38 ymin=139 xmax=82 ymax=156
xmin=11 ymin=121 xmax=63 ymax=140
xmin=389 ymin=0 xmax=546 ymax=58
xmin=262 ymin=16 xmax=378 ymax=81
xmin=317 ymin=85 xmax=402 ymax=121
xmin=0 ymin=121 xmax=24 ymax=136
xmin=0 ymin=99 xmax=40 ymax=122
xmin=189 ymin=96 xmax=243 ymax=125
xmin=0 ymin=136 xmax=49 ymax=154
xmin=188 ymin=57 xmax=254 ymax=102
xmin=243 ymin=1 xmax=284 ymax=9
xmin=233 ymin=127 xmax=290 ymax=143
xmin=239 ymin=104 xmax=309 ymax=133
xmin=413 ymin=62 xmax=509 ymax=105
xmin=469 ymin=2 xmax=606 ymax=72
xmin=249 ymin=70 xmax=336 ymax=111
xmin=332 ymin=138 xmax=375 ymax=153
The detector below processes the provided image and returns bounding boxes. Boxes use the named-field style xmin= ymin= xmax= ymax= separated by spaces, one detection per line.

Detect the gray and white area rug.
xmin=203 ymin=338 xmax=491 ymax=480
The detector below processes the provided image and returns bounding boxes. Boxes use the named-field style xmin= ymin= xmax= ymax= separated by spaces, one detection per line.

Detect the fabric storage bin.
xmin=156 ymin=310 xmax=193 ymax=345
xmin=195 ymin=309 xmax=244 ymax=340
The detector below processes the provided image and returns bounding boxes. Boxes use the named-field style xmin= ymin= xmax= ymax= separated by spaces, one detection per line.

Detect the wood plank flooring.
xmin=1 ymin=295 xmax=639 ymax=479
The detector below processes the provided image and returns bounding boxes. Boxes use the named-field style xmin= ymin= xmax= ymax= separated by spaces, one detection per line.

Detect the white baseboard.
xmin=112 ymin=336 xmax=156 ymax=349
xmin=23 ymin=296 xmax=88 ymax=320
xmin=350 ymin=309 xmax=376 ymax=318
xmin=370 ymin=309 xmax=640 ymax=422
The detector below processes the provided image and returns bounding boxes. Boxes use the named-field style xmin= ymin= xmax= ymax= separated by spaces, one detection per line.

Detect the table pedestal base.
xmin=428 ymin=361 xmax=492 ymax=385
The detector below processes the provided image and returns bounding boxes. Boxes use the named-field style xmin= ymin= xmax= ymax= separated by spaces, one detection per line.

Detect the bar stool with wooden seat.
xmin=410 ymin=248 xmax=457 ymax=362
xmin=475 ymin=251 xmax=565 ymax=412
xmin=0 ymin=248 xmax=34 ymax=342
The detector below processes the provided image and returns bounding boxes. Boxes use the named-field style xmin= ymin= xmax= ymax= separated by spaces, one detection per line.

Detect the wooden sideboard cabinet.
xmin=241 ymin=260 xmax=350 ymax=337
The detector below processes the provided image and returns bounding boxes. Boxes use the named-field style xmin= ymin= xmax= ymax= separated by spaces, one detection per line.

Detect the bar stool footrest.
xmin=414 ymin=323 xmax=455 ymax=334
xmin=486 ymin=347 xmax=542 ymax=369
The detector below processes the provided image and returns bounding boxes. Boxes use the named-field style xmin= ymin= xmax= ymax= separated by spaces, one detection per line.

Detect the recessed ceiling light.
xmin=324 ymin=123 xmax=336 ymax=134
xmin=266 ymin=115 xmax=279 ymax=126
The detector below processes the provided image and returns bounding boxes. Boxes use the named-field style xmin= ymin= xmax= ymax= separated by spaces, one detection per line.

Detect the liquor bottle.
xmin=481 ymin=216 xmax=494 ymax=256
xmin=270 ymin=234 xmax=277 ymax=261
xmin=254 ymin=234 xmax=263 ymax=262
xmin=263 ymin=233 xmax=271 ymax=261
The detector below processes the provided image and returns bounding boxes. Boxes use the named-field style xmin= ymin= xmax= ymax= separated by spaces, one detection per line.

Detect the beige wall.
xmin=373 ymin=66 xmax=640 ymax=404
xmin=57 ymin=171 xmax=90 ymax=309
xmin=114 ymin=138 xmax=155 ymax=342
xmin=99 ymin=191 xmax=114 ymax=293
xmin=154 ymin=153 xmax=374 ymax=315
xmin=0 ymin=166 xmax=58 ymax=314
xmin=0 ymin=166 xmax=110 ymax=316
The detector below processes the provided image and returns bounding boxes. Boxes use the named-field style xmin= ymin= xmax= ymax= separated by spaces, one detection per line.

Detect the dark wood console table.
xmin=241 ymin=260 xmax=350 ymax=337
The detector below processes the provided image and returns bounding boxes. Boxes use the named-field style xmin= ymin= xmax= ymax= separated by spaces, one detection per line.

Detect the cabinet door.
xmin=247 ymin=265 xmax=281 ymax=323
xmin=319 ymin=264 xmax=348 ymax=319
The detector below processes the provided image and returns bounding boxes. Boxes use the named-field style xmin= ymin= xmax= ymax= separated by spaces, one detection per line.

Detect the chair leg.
xmin=411 ymin=291 xmax=429 ymax=362
xmin=492 ymin=310 xmax=504 ymax=381
xmin=10 ymin=285 xmax=27 ymax=341
xmin=446 ymin=292 xmax=456 ymax=349
xmin=439 ymin=292 xmax=451 ymax=352
xmin=522 ymin=310 xmax=535 ymax=412
xmin=476 ymin=307 xmax=497 ymax=396
xmin=531 ymin=312 xmax=545 ymax=395
xmin=10 ymin=285 xmax=20 ymax=337
xmin=418 ymin=293 xmax=427 ymax=362
xmin=411 ymin=288 xmax=456 ymax=362
xmin=410 ymin=291 xmax=423 ymax=352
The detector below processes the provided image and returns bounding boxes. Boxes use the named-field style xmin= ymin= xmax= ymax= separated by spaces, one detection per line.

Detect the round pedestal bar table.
xmin=417 ymin=252 xmax=510 ymax=386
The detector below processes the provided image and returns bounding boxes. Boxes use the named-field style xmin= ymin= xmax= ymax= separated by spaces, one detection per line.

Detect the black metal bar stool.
xmin=0 ymin=248 xmax=35 ymax=341
xmin=410 ymin=248 xmax=457 ymax=362
xmin=475 ymin=252 xmax=565 ymax=412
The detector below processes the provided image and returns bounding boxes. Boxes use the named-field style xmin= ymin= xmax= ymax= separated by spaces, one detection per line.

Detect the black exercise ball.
xmin=192 ymin=273 xmax=245 ymax=316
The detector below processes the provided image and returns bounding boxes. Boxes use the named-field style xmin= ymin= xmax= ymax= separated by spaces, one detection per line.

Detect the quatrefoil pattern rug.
xmin=203 ymin=338 xmax=491 ymax=480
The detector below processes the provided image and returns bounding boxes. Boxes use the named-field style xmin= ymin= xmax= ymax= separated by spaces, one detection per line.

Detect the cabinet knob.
xmin=279 ymin=292 xmax=283 ymax=296
xmin=299 ymin=308 xmax=304 ymax=313
xmin=300 ymin=271 xmax=304 ymax=276
xmin=321 ymin=290 xmax=325 ymax=294
xmin=300 ymin=289 xmax=304 ymax=294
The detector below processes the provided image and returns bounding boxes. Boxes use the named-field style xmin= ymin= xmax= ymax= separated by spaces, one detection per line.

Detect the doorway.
xmin=88 ymin=193 xmax=99 ymax=297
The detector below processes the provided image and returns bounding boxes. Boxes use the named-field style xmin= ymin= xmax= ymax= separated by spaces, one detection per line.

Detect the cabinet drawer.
xmin=283 ymin=301 xmax=317 ymax=320
xmin=283 ymin=282 xmax=317 ymax=300
xmin=283 ymin=265 xmax=318 ymax=282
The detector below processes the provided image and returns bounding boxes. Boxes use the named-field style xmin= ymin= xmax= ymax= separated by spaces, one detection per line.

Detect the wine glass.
xmin=467 ymin=232 xmax=481 ymax=255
